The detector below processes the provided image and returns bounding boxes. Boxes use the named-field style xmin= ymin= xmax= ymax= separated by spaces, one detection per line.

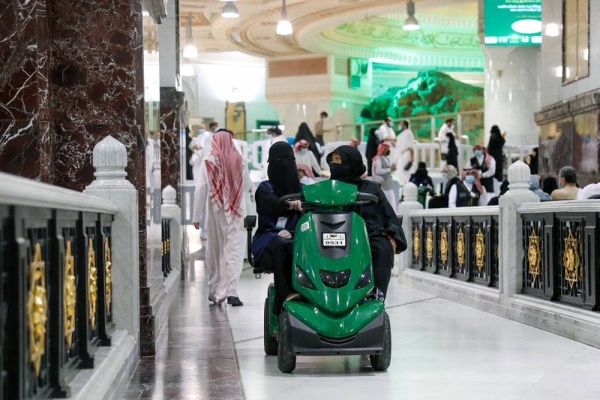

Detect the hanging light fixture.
xmin=402 ymin=0 xmax=420 ymax=31
xmin=183 ymin=13 xmax=198 ymax=59
xmin=276 ymin=0 xmax=293 ymax=36
xmin=221 ymin=1 xmax=240 ymax=18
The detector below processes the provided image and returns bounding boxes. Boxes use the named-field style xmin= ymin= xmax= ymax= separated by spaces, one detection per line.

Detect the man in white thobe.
xmin=395 ymin=120 xmax=416 ymax=184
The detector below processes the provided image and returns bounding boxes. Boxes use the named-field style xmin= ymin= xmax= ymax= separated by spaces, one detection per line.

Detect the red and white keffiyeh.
xmin=205 ymin=131 xmax=244 ymax=222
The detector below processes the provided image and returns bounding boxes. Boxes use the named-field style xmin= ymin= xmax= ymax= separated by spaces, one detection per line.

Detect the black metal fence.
xmin=162 ymin=219 xmax=172 ymax=277
xmin=411 ymin=213 xmax=500 ymax=288
xmin=521 ymin=212 xmax=599 ymax=311
xmin=1 ymin=205 xmax=114 ymax=399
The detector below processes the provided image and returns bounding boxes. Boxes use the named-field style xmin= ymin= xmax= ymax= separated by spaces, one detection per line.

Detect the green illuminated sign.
xmin=484 ymin=0 xmax=542 ymax=46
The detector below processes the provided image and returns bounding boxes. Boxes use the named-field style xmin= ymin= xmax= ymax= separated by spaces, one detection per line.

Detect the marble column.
xmin=484 ymin=47 xmax=541 ymax=145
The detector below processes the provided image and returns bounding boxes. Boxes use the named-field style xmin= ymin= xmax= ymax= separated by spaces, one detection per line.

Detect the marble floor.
xmin=124 ymin=229 xmax=600 ymax=399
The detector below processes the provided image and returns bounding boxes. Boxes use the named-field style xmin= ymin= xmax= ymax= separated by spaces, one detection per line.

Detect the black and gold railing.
xmin=161 ymin=219 xmax=171 ymax=278
xmin=411 ymin=211 xmax=500 ymax=288
xmin=0 ymin=196 xmax=117 ymax=398
xmin=521 ymin=211 xmax=599 ymax=310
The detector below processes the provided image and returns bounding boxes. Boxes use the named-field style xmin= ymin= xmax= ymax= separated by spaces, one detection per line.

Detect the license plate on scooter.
xmin=322 ymin=233 xmax=346 ymax=247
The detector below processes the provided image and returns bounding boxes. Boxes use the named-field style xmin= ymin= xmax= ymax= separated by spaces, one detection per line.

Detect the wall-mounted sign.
xmin=484 ymin=0 xmax=542 ymax=46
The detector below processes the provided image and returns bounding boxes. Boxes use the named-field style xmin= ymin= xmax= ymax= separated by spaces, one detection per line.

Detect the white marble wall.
xmin=484 ymin=46 xmax=541 ymax=146
xmin=540 ymin=0 xmax=600 ymax=108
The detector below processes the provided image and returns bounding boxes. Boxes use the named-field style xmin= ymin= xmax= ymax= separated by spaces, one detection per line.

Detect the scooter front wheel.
xmin=264 ymin=297 xmax=278 ymax=356
xmin=370 ymin=312 xmax=391 ymax=371
xmin=277 ymin=311 xmax=296 ymax=373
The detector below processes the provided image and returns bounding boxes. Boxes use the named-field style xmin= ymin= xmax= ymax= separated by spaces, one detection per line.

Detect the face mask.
xmin=199 ymin=129 xmax=206 ymax=135
xmin=474 ymin=150 xmax=483 ymax=157
xmin=299 ymin=148 xmax=308 ymax=155
xmin=213 ymin=127 xmax=219 ymax=133
xmin=465 ymin=175 xmax=476 ymax=184
xmin=329 ymin=163 xmax=351 ymax=181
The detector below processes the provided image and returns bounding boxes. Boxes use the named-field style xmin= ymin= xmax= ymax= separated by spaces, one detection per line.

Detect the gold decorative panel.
xmin=426 ymin=227 xmax=433 ymax=263
xmin=527 ymin=229 xmax=542 ymax=282
xmin=457 ymin=228 xmax=465 ymax=267
xmin=64 ymin=241 xmax=76 ymax=349
xmin=88 ymin=238 xmax=98 ymax=329
xmin=475 ymin=229 xmax=485 ymax=272
xmin=563 ymin=230 xmax=581 ymax=289
xmin=440 ymin=229 xmax=448 ymax=266
xmin=413 ymin=226 xmax=420 ymax=260
xmin=27 ymin=243 xmax=47 ymax=378
xmin=105 ymin=238 xmax=112 ymax=317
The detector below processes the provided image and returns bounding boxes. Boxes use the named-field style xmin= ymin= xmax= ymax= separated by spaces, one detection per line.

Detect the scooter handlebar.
xmin=279 ymin=193 xmax=303 ymax=203
xmin=356 ymin=192 xmax=379 ymax=206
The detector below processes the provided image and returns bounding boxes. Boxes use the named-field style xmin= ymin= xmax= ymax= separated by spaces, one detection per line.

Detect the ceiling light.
xmin=183 ymin=13 xmax=198 ymax=59
xmin=181 ymin=64 xmax=195 ymax=77
xmin=545 ymin=23 xmax=560 ymax=37
xmin=276 ymin=0 xmax=293 ymax=35
xmin=403 ymin=1 xmax=420 ymax=31
xmin=221 ymin=1 xmax=240 ymax=18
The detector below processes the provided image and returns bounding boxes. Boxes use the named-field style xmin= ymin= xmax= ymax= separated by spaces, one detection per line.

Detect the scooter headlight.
xmin=354 ymin=266 xmax=372 ymax=289
xmin=296 ymin=266 xmax=315 ymax=289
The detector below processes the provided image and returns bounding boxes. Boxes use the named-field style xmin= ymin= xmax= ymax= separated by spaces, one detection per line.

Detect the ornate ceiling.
xmin=179 ymin=0 xmax=482 ymax=70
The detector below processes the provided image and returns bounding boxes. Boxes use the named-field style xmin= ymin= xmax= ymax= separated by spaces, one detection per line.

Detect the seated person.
xmin=297 ymin=163 xmax=316 ymax=185
xmin=449 ymin=167 xmax=488 ymax=208
xmin=409 ymin=162 xmax=434 ymax=207
xmin=487 ymin=180 xmax=510 ymax=206
xmin=252 ymin=142 xmax=303 ymax=313
xmin=530 ymin=176 xmax=552 ymax=202
xmin=578 ymin=175 xmax=600 ymax=199
xmin=428 ymin=165 xmax=460 ymax=209
xmin=551 ymin=166 xmax=581 ymax=200
xmin=542 ymin=176 xmax=558 ymax=196
xmin=327 ymin=146 xmax=407 ymax=298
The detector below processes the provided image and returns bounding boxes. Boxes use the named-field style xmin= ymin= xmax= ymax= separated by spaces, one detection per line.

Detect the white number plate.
xmin=323 ymin=233 xmax=346 ymax=247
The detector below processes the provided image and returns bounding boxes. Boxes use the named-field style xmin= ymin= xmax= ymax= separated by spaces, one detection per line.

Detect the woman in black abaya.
xmin=294 ymin=122 xmax=321 ymax=164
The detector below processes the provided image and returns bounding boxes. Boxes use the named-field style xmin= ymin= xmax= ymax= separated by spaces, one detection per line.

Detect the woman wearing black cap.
xmin=252 ymin=142 xmax=303 ymax=313
xmin=327 ymin=145 xmax=406 ymax=298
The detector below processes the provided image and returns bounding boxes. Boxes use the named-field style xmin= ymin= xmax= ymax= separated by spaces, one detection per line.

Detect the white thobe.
xmin=377 ymin=123 xmax=396 ymax=143
xmin=295 ymin=151 xmax=322 ymax=175
xmin=193 ymin=157 xmax=252 ymax=300
xmin=395 ymin=129 xmax=416 ymax=184
xmin=577 ymin=183 xmax=600 ymax=200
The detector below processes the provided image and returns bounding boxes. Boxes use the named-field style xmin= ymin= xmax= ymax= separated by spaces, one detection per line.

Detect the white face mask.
xmin=213 ymin=127 xmax=219 ymax=133
xmin=299 ymin=149 xmax=308 ymax=155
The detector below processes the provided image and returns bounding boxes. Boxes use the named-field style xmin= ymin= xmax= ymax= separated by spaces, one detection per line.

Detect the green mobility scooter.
xmin=244 ymin=180 xmax=391 ymax=373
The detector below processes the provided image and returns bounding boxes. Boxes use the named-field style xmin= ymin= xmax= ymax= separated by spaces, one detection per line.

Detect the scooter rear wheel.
xmin=264 ymin=297 xmax=278 ymax=356
xmin=277 ymin=311 xmax=296 ymax=373
xmin=370 ymin=312 xmax=391 ymax=371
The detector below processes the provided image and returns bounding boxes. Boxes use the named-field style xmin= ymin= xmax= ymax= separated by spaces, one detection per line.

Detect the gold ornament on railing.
xmin=457 ymin=228 xmax=465 ymax=268
xmin=440 ymin=229 xmax=448 ymax=266
xmin=426 ymin=227 xmax=433 ymax=263
xmin=64 ymin=241 xmax=76 ymax=349
xmin=527 ymin=229 xmax=542 ymax=282
xmin=27 ymin=243 xmax=47 ymax=378
xmin=475 ymin=229 xmax=485 ymax=273
xmin=161 ymin=241 xmax=165 ymax=257
xmin=104 ymin=237 xmax=112 ymax=317
xmin=88 ymin=238 xmax=98 ymax=329
xmin=563 ymin=230 xmax=581 ymax=289
xmin=167 ymin=239 xmax=170 ymax=253
xmin=413 ymin=226 xmax=420 ymax=260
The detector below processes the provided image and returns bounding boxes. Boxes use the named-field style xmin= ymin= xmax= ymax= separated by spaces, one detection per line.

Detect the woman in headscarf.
xmin=428 ymin=165 xmax=460 ymax=209
xmin=253 ymin=142 xmax=304 ymax=314
xmin=193 ymin=130 xmax=252 ymax=306
xmin=409 ymin=162 xmax=434 ymax=188
xmin=365 ymin=128 xmax=380 ymax=176
xmin=445 ymin=131 xmax=459 ymax=170
xmin=294 ymin=139 xmax=322 ymax=176
xmin=372 ymin=143 xmax=398 ymax=213
xmin=327 ymin=146 xmax=406 ymax=298
xmin=448 ymin=167 xmax=487 ymax=208
xmin=525 ymin=147 xmax=539 ymax=175
xmin=294 ymin=122 xmax=322 ymax=164
xmin=487 ymin=125 xmax=506 ymax=192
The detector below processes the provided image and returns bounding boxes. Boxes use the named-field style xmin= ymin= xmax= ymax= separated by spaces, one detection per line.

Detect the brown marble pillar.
xmin=160 ymin=87 xmax=184 ymax=203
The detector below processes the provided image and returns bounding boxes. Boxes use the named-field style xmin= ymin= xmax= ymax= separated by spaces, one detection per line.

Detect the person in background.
xmin=487 ymin=180 xmax=510 ymax=206
xmin=469 ymin=144 xmax=496 ymax=204
xmin=487 ymin=125 xmax=506 ymax=194
xmin=294 ymin=122 xmax=321 ymax=164
xmin=437 ymin=118 xmax=456 ymax=166
xmin=373 ymin=143 xmax=398 ymax=213
xmin=409 ymin=162 xmax=434 ymax=189
xmin=327 ymin=145 xmax=406 ymax=298
xmin=542 ymin=176 xmax=558 ymax=196
xmin=267 ymin=126 xmax=287 ymax=144
xmin=253 ymin=142 xmax=304 ymax=314
xmin=428 ymin=165 xmax=460 ymax=209
xmin=395 ymin=120 xmax=415 ymax=184
xmin=445 ymin=129 xmax=459 ymax=170
xmin=577 ymin=173 xmax=600 ymax=199
xmin=189 ymin=123 xmax=208 ymax=185
xmin=193 ymin=131 xmax=252 ymax=306
xmin=530 ymin=176 xmax=552 ymax=202
xmin=449 ymin=167 xmax=487 ymax=208
xmin=297 ymin=164 xmax=316 ymax=185
xmin=294 ymin=139 xmax=322 ymax=177
xmin=313 ymin=111 xmax=332 ymax=149
xmin=551 ymin=166 xmax=581 ymax=200
xmin=525 ymin=147 xmax=539 ymax=175
xmin=377 ymin=117 xmax=396 ymax=145
xmin=202 ymin=122 xmax=219 ymax=158
xmin=365 ymin=128 xmax=380 ymax=176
